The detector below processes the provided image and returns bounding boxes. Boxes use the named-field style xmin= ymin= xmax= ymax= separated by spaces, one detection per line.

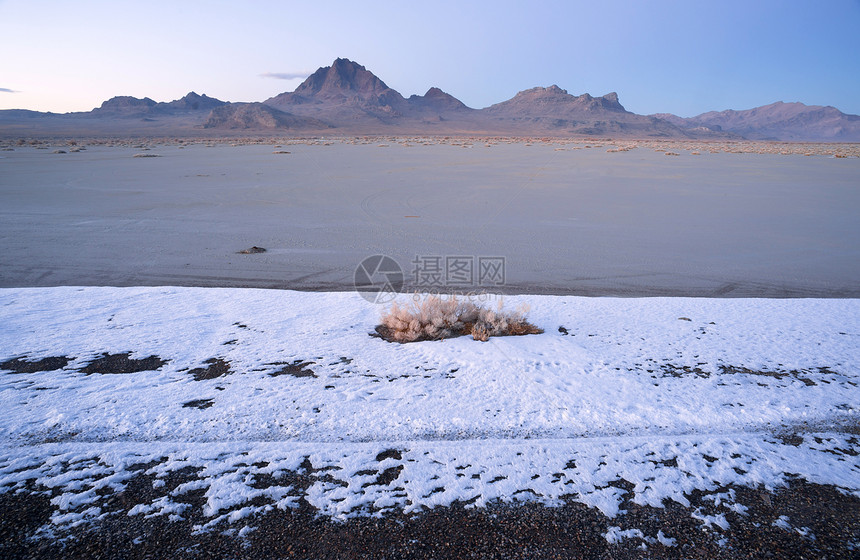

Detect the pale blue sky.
xmin=1 ymin=0 xmax=858 ymax=116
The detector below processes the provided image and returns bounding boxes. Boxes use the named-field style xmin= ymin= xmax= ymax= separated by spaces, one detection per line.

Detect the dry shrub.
xmin=375 ymin=296 xmax=543 ymax=343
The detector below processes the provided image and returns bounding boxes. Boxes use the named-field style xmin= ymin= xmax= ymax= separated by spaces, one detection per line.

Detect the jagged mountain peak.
xmin=424 ymin=86 xmax=452 ymax=98
xmin=293 ymin=57 xmax=391 ymax=97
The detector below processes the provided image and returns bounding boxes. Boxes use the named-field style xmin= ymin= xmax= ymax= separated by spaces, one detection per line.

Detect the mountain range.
xmin=2 ymin=58 xmax=858 ymax=141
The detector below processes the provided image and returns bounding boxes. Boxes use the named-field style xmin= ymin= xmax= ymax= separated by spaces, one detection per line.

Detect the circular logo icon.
xmin=354 ymin=255 xmax=403 ymax=303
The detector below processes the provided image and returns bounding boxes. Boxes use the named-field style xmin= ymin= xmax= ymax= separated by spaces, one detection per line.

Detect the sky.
xmin=1 ymin=0 xmax=859 ymax=117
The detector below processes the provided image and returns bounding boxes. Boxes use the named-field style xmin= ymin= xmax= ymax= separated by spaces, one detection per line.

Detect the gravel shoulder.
xmin=3 ymin=474 xmax=858 ymax=559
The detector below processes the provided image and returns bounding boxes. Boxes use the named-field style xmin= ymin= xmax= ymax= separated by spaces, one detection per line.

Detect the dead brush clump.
xmin=374 ymin=296 xmax=543 ymax=343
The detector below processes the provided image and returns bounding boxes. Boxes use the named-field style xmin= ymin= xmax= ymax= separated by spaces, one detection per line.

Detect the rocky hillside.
xmin=203 ymin=103 xmax=330 ymax=130
xmin=654 ymin=101 xmax=860 ymax=141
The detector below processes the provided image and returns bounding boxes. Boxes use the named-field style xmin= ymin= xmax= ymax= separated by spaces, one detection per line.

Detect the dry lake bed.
xmin=1 ymin=138 xmax=858 ymax=296
xmin=2 ymin=137 xmax=860 ymax=558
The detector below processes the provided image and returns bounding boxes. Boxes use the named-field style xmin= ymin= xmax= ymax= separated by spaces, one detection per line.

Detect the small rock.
xmin=238 ymin=246 xmax=266 ymax=254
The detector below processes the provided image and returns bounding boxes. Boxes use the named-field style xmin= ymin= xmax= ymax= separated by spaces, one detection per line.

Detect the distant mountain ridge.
xmin=92 ymin=92 xmax=226 ymax=117
xmin=484 ymin=86 xmax=626 ymax=115
xmin=479 ymin=85 xmax=693 ymax=137
xmin=259 ymin=59 xmax=730 ymax=138
xmin=654 ymin=101 xmax=860 ymax=142
xmin=1 ymin=58 xmax=858 ymax=140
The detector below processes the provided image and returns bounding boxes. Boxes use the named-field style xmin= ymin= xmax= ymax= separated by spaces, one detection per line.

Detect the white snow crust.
xmin=1 ymin=287 xmax=858 ymax=532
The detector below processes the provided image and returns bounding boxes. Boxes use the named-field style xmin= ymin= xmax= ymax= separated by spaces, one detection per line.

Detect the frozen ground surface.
xmin=1 ymin=141 xmax=858 ymax=296
xmin=1 ymin=287 xmax=858 ymax=536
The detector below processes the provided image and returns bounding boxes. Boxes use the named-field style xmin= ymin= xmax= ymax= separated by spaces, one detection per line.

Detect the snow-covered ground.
xmin=1 ymin=287 xmax=858 ymax=536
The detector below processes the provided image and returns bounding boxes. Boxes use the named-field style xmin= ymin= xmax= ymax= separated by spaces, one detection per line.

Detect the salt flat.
xmin=1 ymin=287 xmax=858 ymax=533
xmin=2 ymin=141 xmax=859 ymax=555
xmin=1 ymin=140 xmax=858 ymax=296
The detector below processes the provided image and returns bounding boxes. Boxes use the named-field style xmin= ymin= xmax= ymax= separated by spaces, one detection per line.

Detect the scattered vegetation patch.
xmin=269 ymin=360 xmax=316 ymax=378
xmin=659 ymin=364 xmax=710 ymax=379
xmin=81 ymin=352 xmax=167 ymax=374
xmin=1 ymin=355 xmax=70 ymax=373
xmin=719 ymin=365 xmax=817 ymax=386
xmin=374 ymin=296 xmax=543 ymax=343
xmin=654 ymin=363 xmax=832 ymax=385
xmin=189 ymin=358 xmax=231 ymax=381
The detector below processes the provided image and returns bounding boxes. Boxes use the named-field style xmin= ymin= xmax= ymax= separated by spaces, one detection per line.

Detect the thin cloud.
xmin=0 ymin=88 xmax=18 ymax=93
xmin=260 ymin=71 xmax=311 ymax=81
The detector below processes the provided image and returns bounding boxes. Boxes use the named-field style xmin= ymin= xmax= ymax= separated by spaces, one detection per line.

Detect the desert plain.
xmin=1 ymin=136 xmax=859 ymax=559
xmin=1 ymin=136 xmax=858 ymax=297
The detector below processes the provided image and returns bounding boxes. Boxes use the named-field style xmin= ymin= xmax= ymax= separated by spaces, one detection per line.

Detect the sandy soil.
xmin=1 ymin=137 xmax=858 ymax=296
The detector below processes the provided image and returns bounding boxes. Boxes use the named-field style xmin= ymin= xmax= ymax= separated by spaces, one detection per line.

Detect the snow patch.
xmin=1 ymin=287 xmax=858 ymax=532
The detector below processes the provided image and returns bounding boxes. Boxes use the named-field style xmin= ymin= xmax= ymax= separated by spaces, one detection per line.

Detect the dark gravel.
xmin=2 ymin=476 xmax=858 ymax=559
xmin=80 ymin=353 xmax=167 ymax=375
xmin=268 ymin=360 xmax=317 ymax=378
xmin=0 ymin=356 xmax=71 ymax=374
xmin=188 ymin=358 xmax=232 ymax=381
